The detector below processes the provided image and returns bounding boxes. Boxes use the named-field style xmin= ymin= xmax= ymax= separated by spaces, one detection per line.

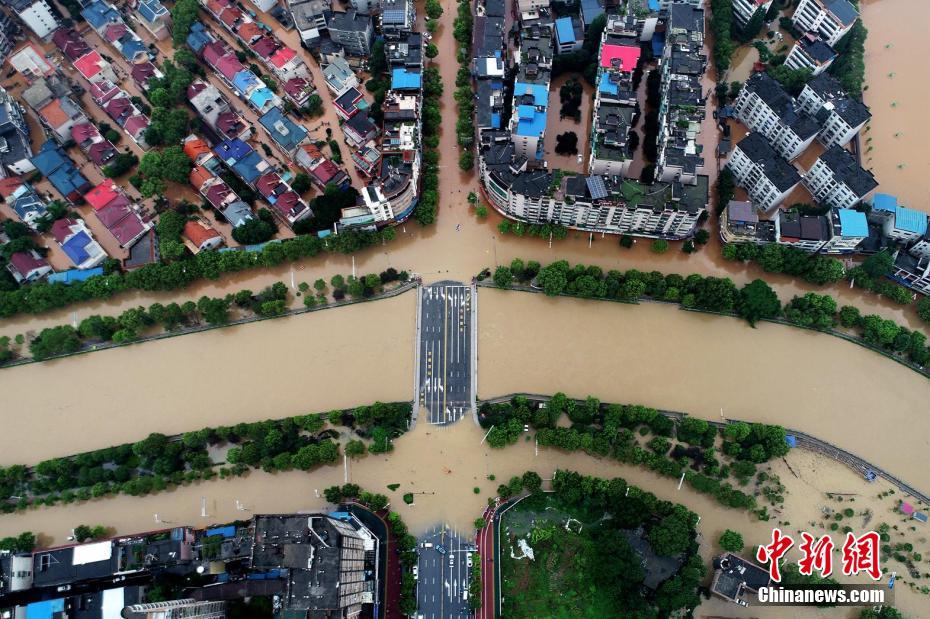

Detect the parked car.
xmin=436 ymin=544 xmax=446 ymax=555
xmin=413 ymin=565 xmax=418 ymax=580
xmin=466 ymin=553 xmax=473 ymax=568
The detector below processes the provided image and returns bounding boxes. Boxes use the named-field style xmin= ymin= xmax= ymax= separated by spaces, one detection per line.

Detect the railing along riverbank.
xmin=475 ymin=280 xmax=930 ymax=381
xmin=477 ymin=393 xmax=930 ymax=507
xmin=0 ymin=281 xmax=419 ymax=370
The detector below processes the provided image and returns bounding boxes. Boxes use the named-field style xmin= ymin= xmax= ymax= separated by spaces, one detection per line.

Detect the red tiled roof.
xmin=131 ymin=62 xmax=157 ymax=85
xmin=311 ymin=159 xmax=341 ymax=185
xmin=205 ymin=182 xmax=232 ymax=207
xmin=249 ymin=36 xmax=277 ymax=58
xmin=105 ymin=96 xmax=132 ymax=120
xmin=183 ymin=138 xmax=211 ymax=162
xmin=102 ymin=205 xmax=147 ymax=246
xmin=51 ymin=217 xmax=79 ymax=243
xmin=183 ymin=220 xmax=221 ymax=248
xmin=89 ymin=80 xmax=119 ymax=104
xmin=216 ymin=111 xmax=242 ymax=137
xmin=189 ymin=165 xmax=213 ymax=190
xmin=237 ymin=22 xmax=262 ymax=41
xmin=255 ymin=171 xmax=281 ymax=197
xmin=124 ymin=115 xmax=149 ymax=138
xmin=87 ymin=141 xmax=116 ymax=165
xmin=302 ymin=144 xmax=323 ymax=160
xmin=283 ymin=77 xmax=311 ymax=99
xmin=269 ymin=47 xmax=296 ymax=69
xmin=273 ymin=191 xmax=305 ymax=219
xmin=104 ymin=23 xmax=128 ymax=43
xmin=74 ymin=51 xmax=105 ymax=80
xmin=0 ymin=176 xmax=23 ymax=198
xmin=218 ymin=7 xmax=242 ymax=27
xmin=38 ymin=100 xmax=68 ymax=129
xmin=206 ymin=0 xmax=226 ymax=14
xmin=85 ymin=179 xmax=120 ymax=211
xmin=202 ymin=41 xmax=227 ymax=67
xmin=215 ymin=54 xmax=244 ymax=80
xmin=9 ymin=252 xmax=48 ymax=275
xmin=71 ymin=122 xmax=99 ymax=144
xmin=94 ymin=197 xmax=131 ymax=226
xmin=53 ymin=29 xmax=91 ymax=60
xmin=187 ymin=81 xmax=207 ymax=99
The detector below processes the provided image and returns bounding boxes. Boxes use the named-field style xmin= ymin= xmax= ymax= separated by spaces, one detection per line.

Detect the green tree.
xmin=291 ymin=173 xmax=312 ymax=194
xmin=648 ymin=511 xmax=693 ymax=556
xmin=345 ymin=439 xmax=366 ymax=458
xmin=171 ymin=0 xmax=200 ymax=48
xmin=30 ymin=326 xmax=81 ymax=360
xmin=651 ymin=239 xmax=669 ymax=253
xmin=737 ymin=279 xmax=780 ymax=326
xmin=493 ymin=266 xmax=513 ymax=288
xmin=861 ymin=249 xmax=895 ymax=278
xmin=425 ymin=43 xmax=439 ymax=59
xmin=231 ymin=219 xmax=275 ymax=245
xmin=197 ymin=296 xmax=230 ymax=325
xmin=719 ymin=529 xmax=744 ymax=552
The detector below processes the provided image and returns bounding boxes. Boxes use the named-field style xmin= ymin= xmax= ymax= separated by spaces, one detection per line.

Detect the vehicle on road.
xmin=467 ymin=554 xmax=473 ymax=568
xmin=421 ymin=542 xmax=433 ymax=549
xmin=436 ymin=544 xmax=446 ymax=554
xmin=463 ymin=591 xmax=469 ymax=602
xmin=413 ymin=565 xmax=418 ymax=580
xmin=449 ymin=556 xmax=454 ymax=567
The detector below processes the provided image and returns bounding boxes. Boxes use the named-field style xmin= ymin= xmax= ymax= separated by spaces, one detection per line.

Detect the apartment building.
xmin=733 ymin=72 xmax=819 ymax=161
xmin=784 ymin=33 xmax=837 ymax=76
xmin=821 ymin=206 xmax=868 ymax=253
xmin=796 ymin=72 xmax=870 ymax=148
xmin=733 ymin=0 xmax=773 ymax=25
xmin=803 ymin=144 xmax=877 ymax=209
xmin=791 ymin=0 xmax=858 ymax=46
xmin=4 ymin=0 xmax=58 ymax=39
xmin=554 ymin=16 xmax=583 ymax=53
xmin=720 ymin=200 xmax=776 ymax=245
xmin=328 ymin=10 xmax=372 ymax=56
xmin=0 ymin=86 xmax=34 ymax=176
xmin=381 ymin=0 xmax=415 ymax=39
xmin=775 ymin=210 xmax=830 ymax=252
xmin=510 ymin=81 xmax=549 ymax=163
xmin=728 ymin=133 xmax=801 ymax=212
xmin=882 ymin=203 xmax=928 ymax=244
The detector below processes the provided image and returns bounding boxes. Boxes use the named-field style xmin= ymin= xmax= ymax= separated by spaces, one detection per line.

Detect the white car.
xmin=466 ymin=554 xmax=473 ymax=568
xmin=413 ymin=565 xmax=418 ymax=580
xmin=449 ymin=556 xmax=454 ymax=567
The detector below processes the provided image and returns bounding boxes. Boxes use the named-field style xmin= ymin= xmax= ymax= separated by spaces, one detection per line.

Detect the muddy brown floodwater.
xmin=0 ymin=291 xmax=415 ymax=464
xmin=478 ymin=288 xmax=930 ymax=478
xmin=861 ymin=0 xmax=930 ymax=209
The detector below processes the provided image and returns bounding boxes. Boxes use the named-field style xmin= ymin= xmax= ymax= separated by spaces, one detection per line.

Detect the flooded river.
xmin=861 ymin=0 xmax=930 ymax=209
xmin=0 ymin=291 xmax=415 ymax=464
xmin=478 ymin=288 xmax=930 ymax=478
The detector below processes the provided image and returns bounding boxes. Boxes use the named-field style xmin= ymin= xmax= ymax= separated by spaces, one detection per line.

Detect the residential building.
xmin=182 ymin=220 xmax=224 ymax=253
xmin=221 ymin=200 xmax=254 ymax=227
xmin=733 ymin=0 xmax=772 ymax=25
xmin=0 ymin=551 xmax=33 ymax=595
xmin=82 ymin=1 xmax=152 ymax=64
xmin=22 ymin=76 xmax=88 ymax=143
xmin=351 ymin=143 xmax=380 ymax=177
xmin=50 ymin=217 xmax=107 ymax=269
xmin=85 ymin=179 xmax=151 ymax=247
xmin=123 ymin=600 xmax=226 ymax=619
xmin=517 ymin=0 xmax=549 ymax=11
xmin=579 ymin=0 xmax=605 ymax=30
xmin=188 ymin=79 xmax=254 ymax=142
xmin=4 ymin=0 xmax=58 ymax=39
xmin=733 ymin=72 xmax=819 ymax=161
xmin=822 ymin=207 xmax=868 ymax=253
xmin=328 ymin=10 xmax=372 ymax=56
xmin=130 ymin=61 xmax=162 ymax=90
xmin=390 ymin=67 xmax=421 ymax=91
xmin=711 ymin=554 xmax=771 ymax=605
xmin=250 ymin=513 xmax=378 ymax=617
xmin=0 ymin=12 xmax=18 ymax=65
xmin=6 ymin=250 xmax=51 ymax=283
xmin=381 ymin=0 xmax=414 ymax=39
xmin=882 ymin=203 xmax=928 ymax=244
xmin=803 ymin=145 xmax=877 ymax=209
xmin=283 ymin=76 xmax=315 ymax=107
xmin=7 ymin=181 xmax=47 ymax=229
xmin=386 ymin=33 xmax=422 ymax=68
xmin=259 ymin=106 xmax=309 ymax=156
xmin=30 ymin=140 xmax=89 ymax=202
xmin=554 ymin=16 xmax=583 ymax=54
xmin=0 ymin=86 xmax=33 ymax=176
xmin=53 ymin=28 xmax=119 ymax=85
xmin=71 ymin=122 xmax=118 ymax=168
xmin=343 ymin=112 xmax=379 ymax=147
xmin=796 ymin=72 xmax=870 ymax=148
xmin=8 ymin=42 xmax=55 ymax=80
xmin=775 ymin=210 xmax=829 ymax=251
xmin=719 ymin=200 xmax=776 ymax=245
xmin=589 ymin=101 xmax=634 ymax=176
xmin=784 ymin=33 xmax=836 ymax=76
xmin=334 ymin=86 xmax=365 ymax=119
xmin=297 ymin=143 xmax=350 ymax=189
xmin=322 ymin=56 xmax=359 ymax=95
xmin=727 ymin=133 xmax=801 ymax=212
xmin=510 ymin=81 xmax=549 ymax=162
xmin=290 ymin=0 xmax=330 ymax=47
xmin=249 ymin=0 xmax=277 ymax=12
xmin=890 ymin=251 xmax=930 ymax=296
xmin=136 ymin=0 xmax=171 ymax=41
xmin=791 ymin=0 xmax=858 ymax=46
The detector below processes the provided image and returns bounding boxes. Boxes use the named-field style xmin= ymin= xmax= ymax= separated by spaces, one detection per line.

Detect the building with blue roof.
xmin=259 ymin=107 xmax=309 ymax=155
xmin=187 ymin=21 xmax=212 ymax=54
xmin=870 ymin=193 xmax=897 ymax=213
xmin=580 ymin=0 xmax=606 ymax=29
xmin=30 ymin=141 xmax=90 ymax=203
xmin=233 ymin=71 xmax=261 ymax=96
xmin=24 ymin=598 xmax=65 ymax=619
xmin=137 ymin=0 xmax=170 ymax=41
xmin=884 ymin=204 xmax=929 ymax=243
xmin=822 ymin=207 xmax=867 ymax=253
xmin=513 ymin=82 xmax=549 ymax=108
xmin=249 ymin=86 xmax=278 ymax=113
xmin=10 ymin=183 xmax=47 ymax=230
xmin=81 ymin=0 xmax=120 ymax=31
xmin=214 ymin=138 xmax=253 ymax=165
xmin=391 ymin=67 xmax=422 ymax=91
xmin=555 ymin=16 xmax=583 ymax=53
xmin=510 ymin=82 xmax=550 ymax=161
xmin=233 ymin=150 xmax=269 ymax=185
xmin=48 ymin=266 xmax=105 ymax=284
xmin=598 ymin=72 xmax=620 ymax=97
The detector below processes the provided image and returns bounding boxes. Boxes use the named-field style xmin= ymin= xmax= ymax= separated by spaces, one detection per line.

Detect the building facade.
xmin=727 ymin=133 xmax=801 ymax=212
xmin=803 ymin=145 xmax=877 ymax=210
xmin=791 ymin=0 xmax=858 ymax=46
xmin=733 ymin=72 xmax=818 ymax=161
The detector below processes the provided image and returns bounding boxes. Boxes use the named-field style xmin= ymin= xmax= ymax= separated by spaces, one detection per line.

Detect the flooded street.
xmin=478 ymin=288 xmax=930 ymax=478
xmin=861 ymin=0 xmax=930 ymax=209
xmin=0 ymin=291 xmax=415 ymax=464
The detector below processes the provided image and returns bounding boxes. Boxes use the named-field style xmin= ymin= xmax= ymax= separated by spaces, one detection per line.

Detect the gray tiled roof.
xmin=818 ymin=145 xmax=878 ymax=197
xmin=735 ymin=133 xmax=801 ymax=191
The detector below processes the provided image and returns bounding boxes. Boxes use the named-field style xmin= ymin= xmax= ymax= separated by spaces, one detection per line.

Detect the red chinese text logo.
xmin=756 ymin=528 xmax=794 ymax=582
xmin=798 ymin=532 xmax=834 ymax=577
xmin=754 ymin=530 xmax=882 ymax=582
xmin=841 ymin=531 xmax=881 ymax=581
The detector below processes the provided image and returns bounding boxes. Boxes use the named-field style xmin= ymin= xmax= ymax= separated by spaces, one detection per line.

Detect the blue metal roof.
xmin=651 ymin=32 xmax=664 ymax=58
xmin=205 ymin=525 xmax=237 ymax=538
xmin=514 ymin=82 xmax=548 ymax=108
xmin=871 ymin=193 xmax=897 ymax=212
xmin=138 ymin=0 xmax=167 ymax=22
xmin=249 ymin=87 xmax=275 ymax=109
xmin=391 ymin=67 xmax=421 ymax=90
xmin=48 ymin=267 xmax=104 ymax=284
xmin=580 ymin=0 xmax=605 ymax=25
xmin=81 ymin=1 xmax=119 ymax=30
xmin=555 ymin=17 xmax=575 ymax=44
xmin=490 ymin=112 xmax=501 ymax=129
xmin=233 ymin=70 xmax=261 ymax=95
xmin=895 ymin=205 xmax=928 ymax=235
xmin=62 ymin=230 xmax=92 ymax=265
xmin=31 ymin=140 xmax=69 ymax=175
xmin=25 ymin=599 xmax=65 ymax=619
xmin=515 ymin=106 xmax=547 ymax=137
xmin=214 ymin=138 xmax=252 ymax=163
xmin=837 ymin=208 xmax=867 ymax=238
xmin=259 ymin=107 xmax=308 ymax=152
xmin=119 ymin=39 xmax=147 ymax=61
xmin=233 ymin=151 xmax=266 ymax=184
xmin=598 ymin=72 xmax=619 ymax=96
xmin=187 ymin=21 xmax=211 ymax=53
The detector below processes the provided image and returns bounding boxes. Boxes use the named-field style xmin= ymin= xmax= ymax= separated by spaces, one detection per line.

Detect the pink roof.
xmin=104 ymin=23 xmax=128 ymax=43
xmin=71 ymin=122 xmax=99 ymax=144
xmin=187 ymin=81 xmax=208 ymax=99
xmin=599 ymin=44 xmax=641 ymax=72
xmin=100 ymin=204 xmax=146 ymax=246
xmin=94 ymin=197 xmax=132 ymax=226
xmin=250 ymin=37 xmax=277 ymax=58
xmin=269 ymin=47 xmax=296 ymax=69
xmin=90 ymin=80 xmax=120 ymax=104
xmin=50 ymin=218 xmax=79 ymax=243
xmin=105 ymin=96 xmax=132 ymax=120
xmin=215 ymin=54 xmax=244 ymax=80
xmin=124 ymin=115 xmax=149 ymax=138
xmin=85 ymin=179 xmax=120 ymax=211
xmin=9 ymin=252 xmax=48 ymax=275
xmin=202 ymin=41 xmax=227 ymax=67
xmin=901 ymin=501 xmax=915 ymax=515
xmin=74 ymin=51 xmax=105 ymax=79
xmin=87 ymin=141 xmax=116 ymax=165
xmin=256 ymin=172 xmax=282 ymax=197
xmin=205 ymin=182 xmax=232 ymax=207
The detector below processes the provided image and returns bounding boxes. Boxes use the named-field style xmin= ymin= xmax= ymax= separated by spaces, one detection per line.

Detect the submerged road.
xmin=416 ymin=525 xmax=474 ymax=619
xmin=417 ymin=282 xmax=475 ymax=425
